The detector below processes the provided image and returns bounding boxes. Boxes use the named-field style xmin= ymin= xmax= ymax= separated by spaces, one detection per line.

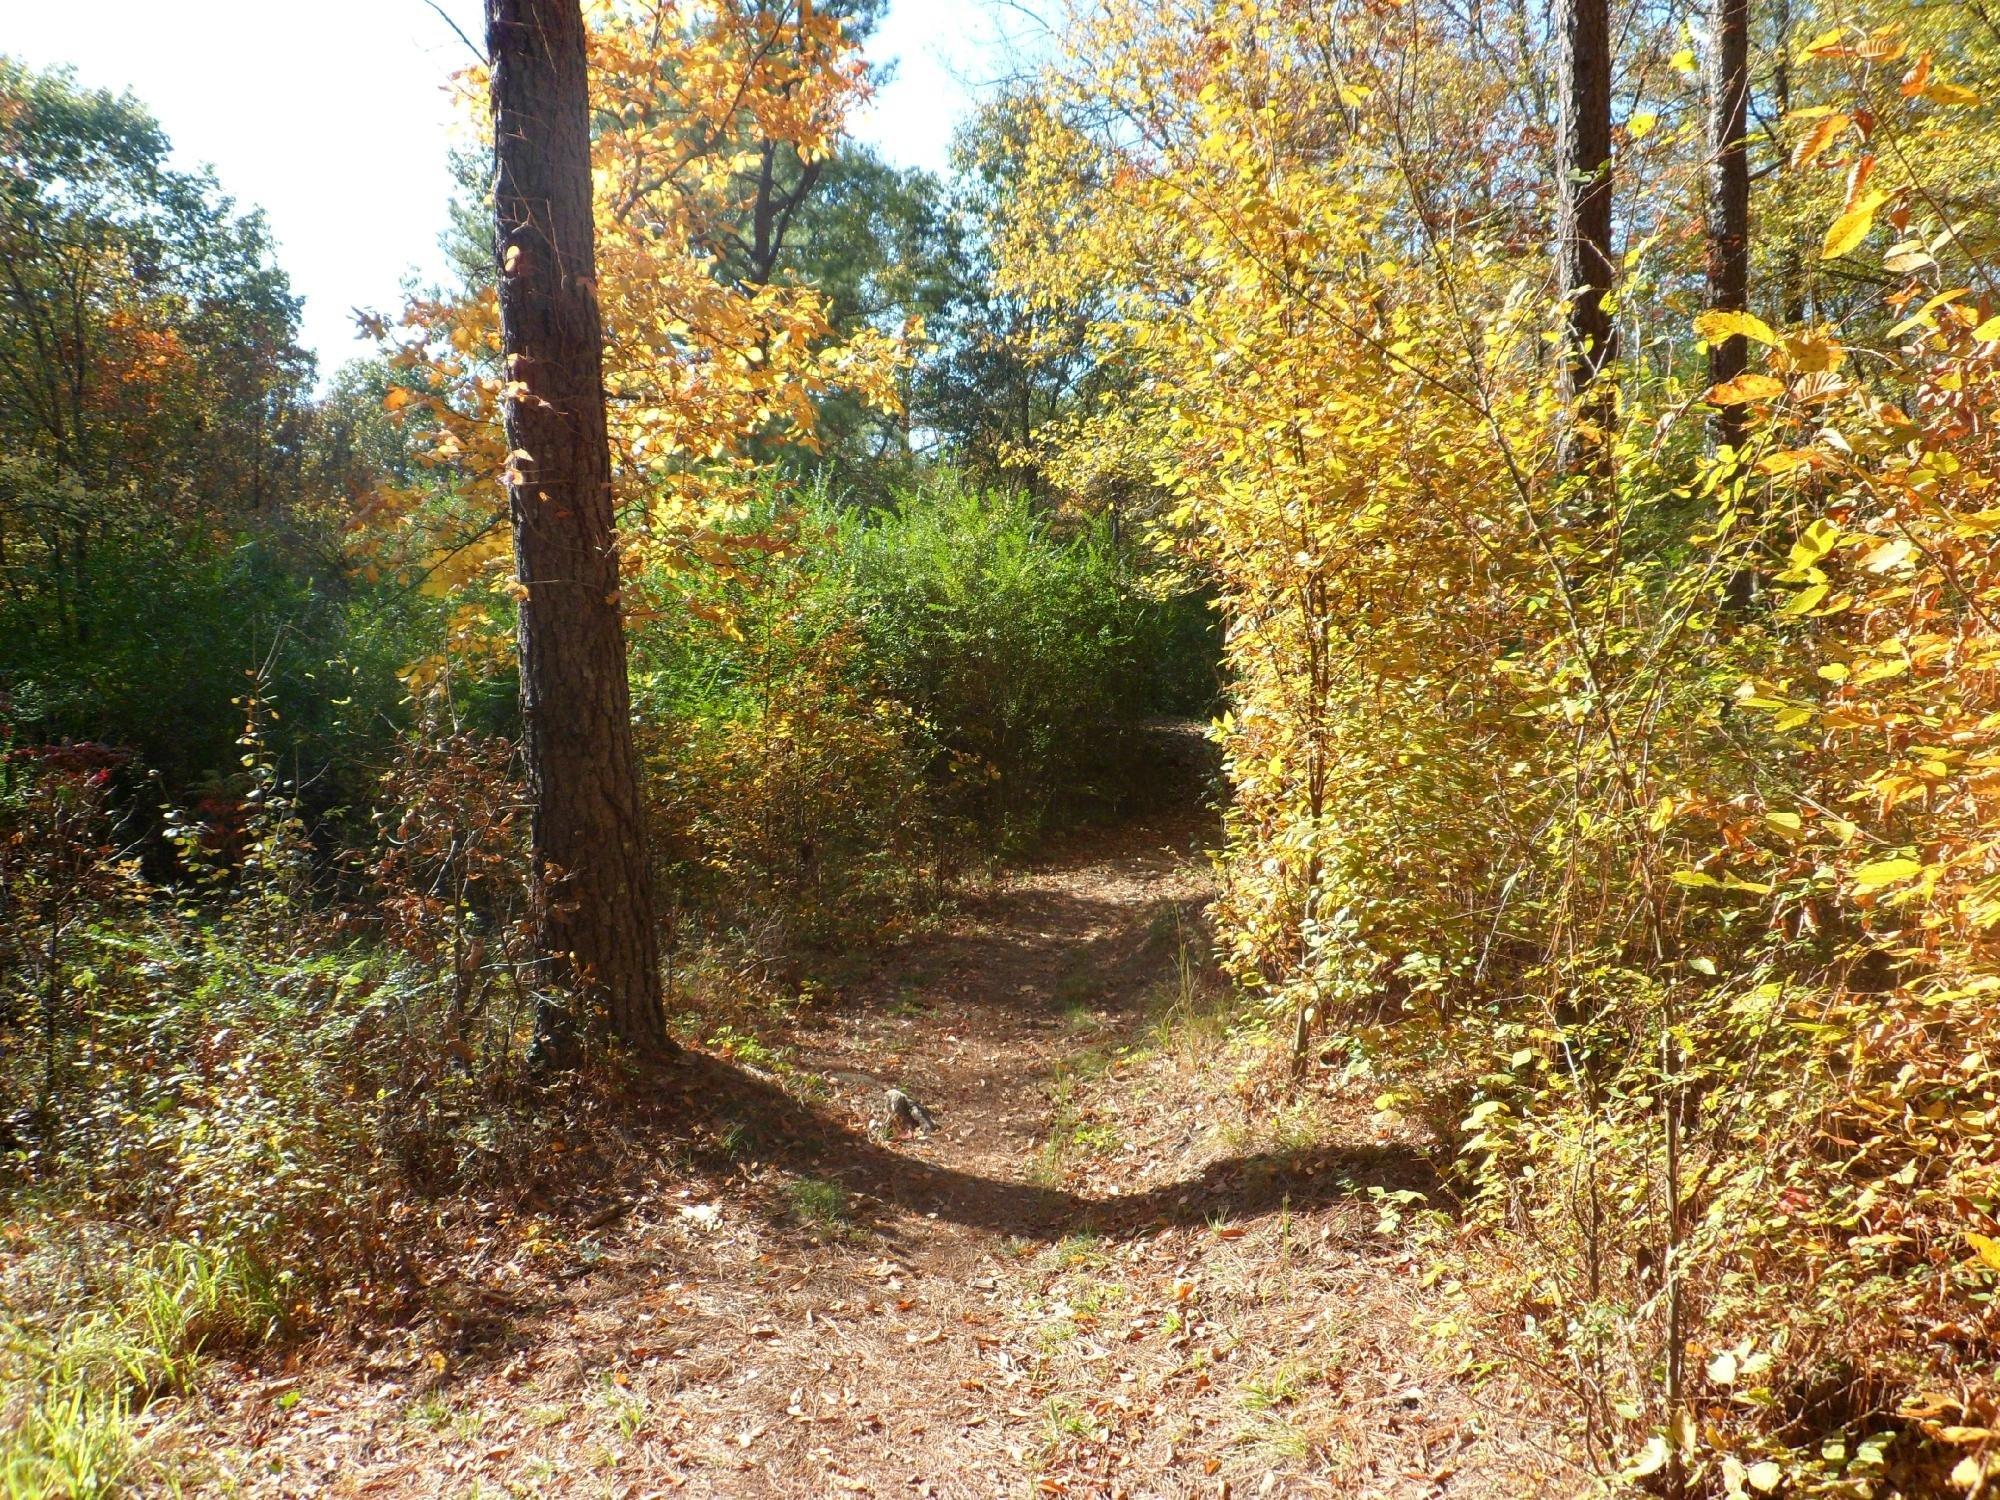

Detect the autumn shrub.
xmin=1001 ymin=0 xmax=2000 ymax=1489
xmin=367 ymin=706 xmax=539 ymax=1066
xmin=629 ymin=496 xmax=938 ymax=950
xmin=639 ymin=615 xmax=939 ymax=950
xmin=0 ymin=735 xmax=144 ymax=1157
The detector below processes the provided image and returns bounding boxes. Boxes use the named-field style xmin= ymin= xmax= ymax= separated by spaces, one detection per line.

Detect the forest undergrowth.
xmin=12 ymin=794 xmax=1573 ymax=1499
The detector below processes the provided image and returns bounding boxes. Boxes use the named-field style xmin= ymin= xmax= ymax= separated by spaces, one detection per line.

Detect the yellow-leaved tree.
xmin=1004 ymin=0 xmax=2000 ymax=1488
xmin=360 ymin=0 xmax=906 ymax=687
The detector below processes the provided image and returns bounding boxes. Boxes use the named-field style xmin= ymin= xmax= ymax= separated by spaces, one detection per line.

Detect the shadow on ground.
xmin=648 ymin=1051 xmax=1445 ymax=1244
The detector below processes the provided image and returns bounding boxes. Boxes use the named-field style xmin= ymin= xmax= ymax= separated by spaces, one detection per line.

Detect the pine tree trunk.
xmin=486 ymin=0 xmax=666 ymax=1060
xmin=1706 ymin=0 xmax=1753 ymax=452
xmin=1555 ymin=0 xmax=1616 ymax=477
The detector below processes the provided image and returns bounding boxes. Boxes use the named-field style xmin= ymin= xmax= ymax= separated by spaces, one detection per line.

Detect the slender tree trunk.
xmin=1555 ymin=0 xmax=1616 ymax=478
xmin=1706 ymin=0 xmax=1753 ymax=453
xmin=486 ymin=0 xmax=666 ymax=1060
xmin=1772 ymin=0 xmax=1806 ymax=324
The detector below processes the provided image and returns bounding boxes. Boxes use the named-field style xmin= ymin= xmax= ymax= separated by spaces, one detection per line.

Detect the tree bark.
xmin=1706 ymin=0 xmax=1753 ymax=453
xmin=1555 ymin=0 xmax=1617 ymax=478
xmin=1771 ymin=0 xmax=1806 ymax=324
xmin=486 ymin=0 xmax=666 ymax=1060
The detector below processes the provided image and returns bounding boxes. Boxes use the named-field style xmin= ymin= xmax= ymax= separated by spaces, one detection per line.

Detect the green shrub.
xmin=831 ymin=474 xmax=1216 ymax=838
xmin=626 ymin=469 xmax=1219 ymax=948
xmin=629 ymin=499 xmax=942 ymax=948
xmin=0 ymin=475 xmax=427 ymax=809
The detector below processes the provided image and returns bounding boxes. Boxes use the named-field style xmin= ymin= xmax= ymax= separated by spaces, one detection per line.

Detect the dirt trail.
xmin=196 ymin=806 xmax=1570 ymax=1498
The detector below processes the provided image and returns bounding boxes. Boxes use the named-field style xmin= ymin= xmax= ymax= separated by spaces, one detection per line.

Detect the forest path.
xmin=201 ymin=801 xmax=1567 ymax=1498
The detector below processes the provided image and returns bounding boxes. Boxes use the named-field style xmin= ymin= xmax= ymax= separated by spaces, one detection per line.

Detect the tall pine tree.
xmin=486 ymin=0 xmax=666 ymax=1060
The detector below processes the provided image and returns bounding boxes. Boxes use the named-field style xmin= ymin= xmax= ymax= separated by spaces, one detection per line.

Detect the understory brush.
xmin=0 ymin=462 xmax=429 ymax=811
xmin=0 ymin=715 xmax=564 ymax=1491
xmin=831 ymin=478 xmax=1215 ymax=836
xmin=633 ymin=471 xmax=1216 ymax=952
xmin=1002 ymin=4 xmax=2000 ymax=1488
xmin=0 ymin=470 xmax=1218 ymax=1489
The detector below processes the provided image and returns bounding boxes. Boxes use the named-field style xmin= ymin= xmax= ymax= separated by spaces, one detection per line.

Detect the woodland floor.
xmin=178 ymin=790 xmax=1583 ymax=1498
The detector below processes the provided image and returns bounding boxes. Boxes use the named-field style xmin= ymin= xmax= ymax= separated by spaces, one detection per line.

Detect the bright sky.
xmin=3 ymin=0 xmax=1009 ymax=377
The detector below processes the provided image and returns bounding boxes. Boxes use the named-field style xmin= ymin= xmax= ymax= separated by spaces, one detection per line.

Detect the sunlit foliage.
xmin=1002 ymin=0 xmax=2000 ymax=1486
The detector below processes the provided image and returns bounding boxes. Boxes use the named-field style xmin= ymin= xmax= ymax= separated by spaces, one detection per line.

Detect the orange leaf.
xmin=1790 ymin=113 xmax=1848 ymax=170
xmin=1843 ymin=154 xmax=1877 ymax=211
xmin=1707 ymin=373 xmax=1787 ymax=405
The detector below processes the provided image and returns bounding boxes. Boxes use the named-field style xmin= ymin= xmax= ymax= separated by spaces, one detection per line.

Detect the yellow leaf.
xmin=1975 ymin=315 xmax=2000 ymax=342
xmin=1890 ymin=287 xmax=1971 ymax=337
xmin=1758 ymin=448 xmax=1818 ymax=475
xmin=1855 ymin=29 xmax=1909 ymax=62
xmin=1670 ymin=48 xmax=1698 ymax=74
xmin=1627 ymin=111 xmax=1659 ymax=140
xmin=1925 ymin=82 xmax=1981 ymax=106
xmin=1695 ymin=310 xmax=1777 ymax=345
xmin=1968 ymin=1232 xmax=2000 ymax=1271
xmin=1707 ymin=372 xmax=1786 ymax=405
xmin=1774 ymin=331 xmax=1846 ymax=373
xmin=1781 ymin=581 xmax=1830 ymax=615
xmin=1853 ymin=857 xmax=1923 ymax=891
xmin=1823 ymin=192 xmax=1888 ymax=259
